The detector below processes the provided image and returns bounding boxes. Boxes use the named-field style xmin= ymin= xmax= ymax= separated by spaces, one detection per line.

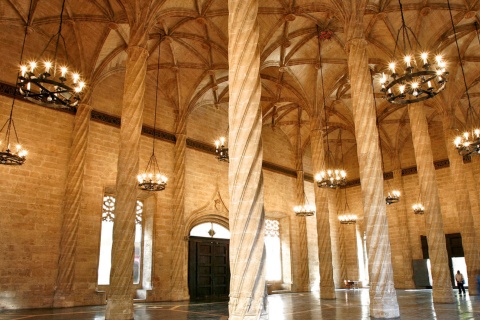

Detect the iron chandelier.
xmin=379 ymin=0 xmax=448 ymax=105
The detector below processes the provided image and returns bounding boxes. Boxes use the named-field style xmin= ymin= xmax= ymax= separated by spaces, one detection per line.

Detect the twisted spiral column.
xmin=310 ymin=114 xmax=335 ymax=299
xmin=333 ymin=189 xmax=348 ymax=287
xmin=170 ymin=132 xmax=189 ymax=300
xmin=53 ymin=104 xmax=92 ymax=307
xmin=392 ymin=169 xmax=415 ymax=288
xmin=293 ymin=170 xmax=310 ymax=292
xmin=106 ymin=45 xmax=148 ymax=320
xmin=444 ymin=125 xmax=479 ymax=295
xmin=228 ymin=0 xmax=267 ymax=318
xmin=346 ymin=38 xmax=399 ymax=318
xmin=408 ymin=104 xmax=454 ymax=303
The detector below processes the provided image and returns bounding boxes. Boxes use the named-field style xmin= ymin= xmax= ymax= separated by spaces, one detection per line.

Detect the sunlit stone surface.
xmin=1 ymin=290 xmax=479 ymax=319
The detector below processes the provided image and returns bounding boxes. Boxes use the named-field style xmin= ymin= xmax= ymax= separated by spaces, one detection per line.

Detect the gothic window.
xmin=190 ymin=222 xmax=230 ymax=239
xmin=265 ymin=219 xmax=282 ymax=281
xmin=97 ymin=195 xmax=144 ymax=285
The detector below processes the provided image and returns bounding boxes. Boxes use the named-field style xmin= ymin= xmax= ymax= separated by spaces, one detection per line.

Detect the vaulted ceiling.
xmin=1 ymin=0 xmax=479 ymax=176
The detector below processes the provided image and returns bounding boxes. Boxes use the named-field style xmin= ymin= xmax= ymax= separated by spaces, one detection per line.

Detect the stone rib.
xmin=106 ymin=46 xmax=148 ymax=320
xmin=54 ymin=104 xmax=91 ymax=307
xmin=347 ymin=38 xmax=399 ymax=318
xmin=228 ymin=0 xmax=266 ymax=318
xmin=408 ymin=104 xmax=454 ymax=304
xmin=170 ymin=133 xmax=188 ymax=300
xmin=310 ymin=114 xmax=335 ymax=299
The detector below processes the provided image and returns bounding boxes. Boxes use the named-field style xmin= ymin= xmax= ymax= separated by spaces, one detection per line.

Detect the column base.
xmin=170 ymin=289 xmax=190 ymax=301
xmin=53 ymin=291 xmax=76 ymax=308
xmin=105 ymin=298 xmax=134 ymax=320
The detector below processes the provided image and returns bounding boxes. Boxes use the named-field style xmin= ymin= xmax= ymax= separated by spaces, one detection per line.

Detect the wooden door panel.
xmin=188 ymin=237 xmax=230 ymax=300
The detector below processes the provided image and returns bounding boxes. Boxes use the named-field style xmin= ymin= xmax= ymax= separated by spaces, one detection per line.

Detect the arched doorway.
xmin=188 ymin=222 xmax=231 ymax=301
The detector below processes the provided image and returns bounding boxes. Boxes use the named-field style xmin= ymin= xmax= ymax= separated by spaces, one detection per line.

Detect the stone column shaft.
xmin=54 ymin=104 xmax=92 ymax=307
xmin=292 ymin=117 xmax=310 ymax=292
xmin=333 ymin=190 xmax=348 ymax=286
xmin=408 ymin=104 xmax=454 ymax=303
xmin=170 ymin=131 xmax=189 ymax=300
xmin=106 ymin=46 xmax=148 ymax=320
xmin=392 ymin=169 xmax=415 ymax=288
xmin=347 ymin=37 xmax=399 ymax=318
xmin=310 ymin=113 xmax=336 ymax=299
xmin=228 ymin=0 xmax=267 ymax=318
xmin=444 ymin=124 xmax=480 ymax=295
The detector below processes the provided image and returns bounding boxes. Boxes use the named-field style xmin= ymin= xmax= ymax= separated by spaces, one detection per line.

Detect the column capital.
xmin=126 ymin=45 xmax=149 ymax=60
xmin=76 ymin=103 xmax=93 ymax=113
xmin=345 ymin=38 xmax=368 ymax=54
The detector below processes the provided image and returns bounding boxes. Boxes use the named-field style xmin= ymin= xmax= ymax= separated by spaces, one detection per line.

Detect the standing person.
xmin=456 ymin=270 xmax=466 ymax=295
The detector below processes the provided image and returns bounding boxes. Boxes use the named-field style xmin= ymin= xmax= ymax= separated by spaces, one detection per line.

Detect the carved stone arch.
xmin=185 ymin=188 xmax=230 ymax=237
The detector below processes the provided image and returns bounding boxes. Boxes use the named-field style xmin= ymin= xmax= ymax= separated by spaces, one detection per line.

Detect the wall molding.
xmin=0 ymin=81 xmax=467 ymax=188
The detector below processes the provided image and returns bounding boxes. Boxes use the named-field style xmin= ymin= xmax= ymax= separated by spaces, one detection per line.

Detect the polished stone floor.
xmin=0 ymin=289 xmax=479 ymax=319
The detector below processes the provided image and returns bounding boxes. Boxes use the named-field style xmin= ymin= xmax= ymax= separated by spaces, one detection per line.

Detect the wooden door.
xmin=188 ymin=237 xmax=230 ymax=300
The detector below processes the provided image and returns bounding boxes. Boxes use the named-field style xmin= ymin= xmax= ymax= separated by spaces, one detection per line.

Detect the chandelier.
xmin=17 ymin=0 xmax=85 ymax=108
xmin=412 ymin=203 xmax=425 ymax=215
xmin=214 ymin=136 xmax=229 ymax=162
xmin=137 ymin=38 xmax=167 ymax=192
xmin=386 ymin=190 xmax=401 ymax=205
xmin=0 ymin=109 xmax=27 ymax=165
xmin=379 ymin=0 xmax=448 ymax=105
xmin=314 ymin=28 xmax=347 ymax=189
xmin=294 ymin=109 xmax=315 ymax=217
xmin=1 ymin=1 xmax=32 ymax=166
xmin=338 ymin=214 xmax=357 ymax=225
xmin=371 ymin=73 xmax=402 ymax=205
xmin=412 ymin=192 xmax=424 ymax=214
xmin=294 ymin=203 xmax=316 ymax=217
xmin=449 ymin=4 xmax=480 ymax=156
xmin=338 ymin=189 xmax=356 ymax=224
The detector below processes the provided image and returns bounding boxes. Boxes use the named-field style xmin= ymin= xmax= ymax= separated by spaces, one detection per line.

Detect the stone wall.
xmin=1 ymin=92 xmax=479 ymax=309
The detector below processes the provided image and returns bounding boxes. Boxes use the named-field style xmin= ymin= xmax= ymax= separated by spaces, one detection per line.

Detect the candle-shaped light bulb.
xmin=435 ymin=55 xmax=443 ymax=64
xmin=44 ymin=61 xmax=52 ymax=73
xmin=421 ymin=52 xmax=428 ymax=65
xmin=380 ymin=73 xmax=386 ymax=84
xmin=399 ymin=85 xmax=405 ymax=94
xmin=220 ymin=136 xmax=226 ymax=146
xmin=215 ymin=140 xmax=220 ymax=148
xmin=404 ymin=55 xmax=412 ymax=67
xmin=20 ymin=65 xmax=27 ymax=77
xmin=60 ymin=67 xmax=68 ymax=78
xmin=474 ymin=129 xmax=480 ymax=137
xmin=454 ymin=136 xmax=462 ymax=147
xmin=389 ymin=62 xmax=396 ymax=73
xmin=72 ymin=73 xmax=80 ymax=84
xmin=427 ymin=80 xmax=433 ymax=89
xmin=464 ymin=132 xmax=469 ymax=140
xmin=29 ymin=61 xmax=36 ymax=73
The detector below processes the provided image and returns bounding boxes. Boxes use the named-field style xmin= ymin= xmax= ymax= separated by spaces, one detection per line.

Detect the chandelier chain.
xmin=37 ymin=0 xmax=69 ymax=72
xmin=152 ymin=36 xmax=162 ymax=156
xmin=447 ymin=0 xmax=472 ymax=109
xmin=316 ymin=26 xmax=330 ymax=167
xmin=3 ymin=0 xmax=33 ymax=153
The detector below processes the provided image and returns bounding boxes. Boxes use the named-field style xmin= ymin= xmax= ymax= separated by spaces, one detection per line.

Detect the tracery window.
xmin=265 ymin=219 xmax=282 ymax=281
xmin=97 ymin=196 xmax=144 ymax=285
